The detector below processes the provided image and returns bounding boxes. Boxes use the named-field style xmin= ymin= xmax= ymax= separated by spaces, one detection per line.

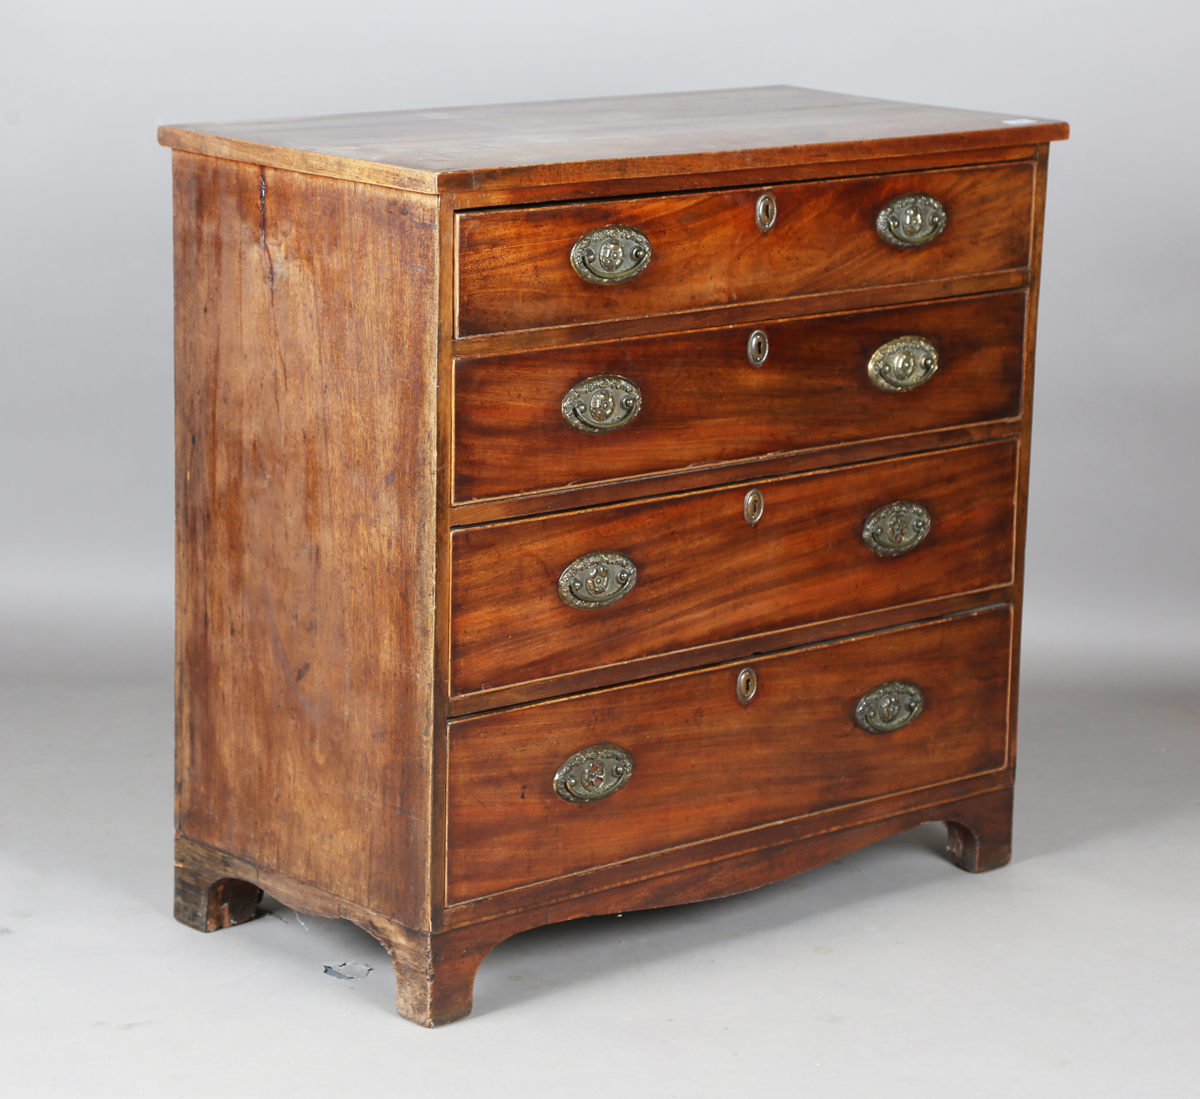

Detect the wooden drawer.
xmin=455 ymin=162 xmax=1034 ymax=337
xmin=450 ymin=439 xmax=1016 ymax=695
xmin=446 ymin=605 xmax=1012 ymax=903
xmin=454 ymin=291 xmax=1026 ymax=502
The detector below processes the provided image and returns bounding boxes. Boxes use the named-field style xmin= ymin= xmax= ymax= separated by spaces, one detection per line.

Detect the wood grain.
xmin=445 ymin=144 xmax=1039 ymax=211
xmin=1004 ymin=143 xmax=1055 ymax=789
xmin=450 ymin=440 xmax=1017 ymax=694
xmin=444 ymin=591 xmax=1011 ymax=716
xmin=451 ymin=420 xmax=1020 ymax=529
xmin=447 ymin=606 xmax=1011 ymax=902
xmin=173 ymin=152 xmax=440 ymax=928
xmin=450 ymin=270 xmax=1027 ymax=361
xmin=456 ymin=162 xmax=1034 ymax=335
xmin=454 ymin=290 xmax=1026 ymax=502
xmin=158 ymin=86 xmax=1066 ymax=195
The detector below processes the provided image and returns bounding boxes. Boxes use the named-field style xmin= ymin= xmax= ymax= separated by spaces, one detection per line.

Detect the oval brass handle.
xmin=570 ymin=225 xmax=652 ymax=284
xmin=558 ymin=551 xmax=638 ymax=609
xmin=876 ymin=194 xmax=947 ymax=248
xmin=862 ymin=500 xmax=931 ymax=557
xmin=855 ymin=681 xmax=924 ymax=733
xmin=554 ymin=744 xmax=634 ymax=803
xmin=868 ymin=336 xmax=938 ymax=392
xmin=561 ymin=374 xmax=642 ymax=433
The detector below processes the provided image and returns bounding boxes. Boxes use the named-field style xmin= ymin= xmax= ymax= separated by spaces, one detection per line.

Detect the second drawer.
xmin=450 ymin=439 xmax=1017 ymax=695
xmin=454 ymin=291 xmax=1026 ymax=502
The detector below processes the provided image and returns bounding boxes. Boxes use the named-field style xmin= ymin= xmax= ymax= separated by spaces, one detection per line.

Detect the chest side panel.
xmin=173 ymin=152 xmax=439 ymax=926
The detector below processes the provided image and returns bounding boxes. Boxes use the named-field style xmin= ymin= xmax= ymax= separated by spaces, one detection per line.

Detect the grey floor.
xmin=2 ymin=610 xmax=1198 ymax=1098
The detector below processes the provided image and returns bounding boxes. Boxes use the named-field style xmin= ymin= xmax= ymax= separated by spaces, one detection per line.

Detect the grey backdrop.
xmin=2 ymin=0 xmax=1197 ymax=679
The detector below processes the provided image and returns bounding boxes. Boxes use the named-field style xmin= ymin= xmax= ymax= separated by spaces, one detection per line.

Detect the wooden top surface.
xmin=159 ymin=85 xmax=1068 ymax=195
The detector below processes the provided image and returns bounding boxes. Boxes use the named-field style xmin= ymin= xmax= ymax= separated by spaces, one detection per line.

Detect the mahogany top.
xmin=158 ymin=85 xmax=1068 ymax=195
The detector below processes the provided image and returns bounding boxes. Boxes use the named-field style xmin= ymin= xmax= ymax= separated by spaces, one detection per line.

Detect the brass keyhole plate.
xmin=737 ymin=666 xmax=758 ymax=704
xmin=747 ymin=329 xmax=769 ymax=367
xmin=744 ymin=488 xmax=764 ymax=526
xmin=755 ymin=193 xmax=778 ymax=232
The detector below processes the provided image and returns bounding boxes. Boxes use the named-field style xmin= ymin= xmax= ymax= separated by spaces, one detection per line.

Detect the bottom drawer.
xmin=446 ymin=606 xmax=1012 ymax=903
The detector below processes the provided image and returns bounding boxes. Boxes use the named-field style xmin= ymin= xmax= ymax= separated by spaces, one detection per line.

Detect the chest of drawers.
xmin=161 ymin=87 xmax=1067 ymax=1026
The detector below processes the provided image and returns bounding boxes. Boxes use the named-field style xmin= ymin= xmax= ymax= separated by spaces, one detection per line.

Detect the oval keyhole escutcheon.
xmin=747 ymin=329 xmax=769 ymax=367
xmin=737 ymin=666 xmax=758 ymax=704
xmin=755 ymin=193 xmax=777 ymax=232
xmin=744 ymin=488 xmax=764 ymax=526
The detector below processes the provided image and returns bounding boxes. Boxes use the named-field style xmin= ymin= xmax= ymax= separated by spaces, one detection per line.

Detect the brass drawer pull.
xmin=558 ymin=551 xmax=638 ymax=609
xmin=867 ymin=336 xmax=938 ymax=392
xmin=570 ymin=225 xmax=652 ymax=284
xmin=736 ymin=666 xmax=758 ymax=704
xmin=554 ymin=744 xmax=634 ymax=804
xmin=562 ymin=374 xmax=643 ymax=433
xmin=746 ymin=328 xmax=769 ymax=367
xmin=876 ymin=193 xmax=947 ymax=248
xmin=855 ymin=681 xmax=924 ymax=733
xmin=755 ymin=192 xmax=777 ymax=232
xmin=862 ymin=500 xmax=931 ymax=557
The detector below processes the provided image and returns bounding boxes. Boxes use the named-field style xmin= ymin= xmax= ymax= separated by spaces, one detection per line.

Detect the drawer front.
xmin=450 ymin=440 xmax=1016 ymax=695
xmin=454 ymin=291 xmax=1025 ymax=502
xmin=447 ymin=606 xmax=1012 ymax=903
xmin=456 ymin=162 xmax=1033 ymax=336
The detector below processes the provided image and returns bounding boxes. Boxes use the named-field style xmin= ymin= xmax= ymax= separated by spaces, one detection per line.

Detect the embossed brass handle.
xmin=868 ymin=336 xmax=938 ymax=392
xmin=855 ymin=681 xmax=924 ymax=733
xmin=562 ymin=374 xmax=642 ymax=433
xmin=554 ymin=744 xmax=634 ymax=803
xmin=862 ymin=500 xmax=931 ymax=557
xmin=558 ymin=551 xmax=638 ymax=609
xmin=570 ymin=225 xmax=652 ymax=284
xmin=876 ymin=194 xmax=947 ymax=248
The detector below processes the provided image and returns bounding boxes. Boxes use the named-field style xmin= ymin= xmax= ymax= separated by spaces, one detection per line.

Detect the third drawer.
xmin=450 ymin=439 xmax=1017 ymax=695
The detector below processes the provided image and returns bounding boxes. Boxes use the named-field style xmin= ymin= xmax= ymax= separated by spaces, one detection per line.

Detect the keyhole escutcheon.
xmin=737 ymin=666 xmax=758 ymax=705
xmin=744 ymin=488 xmax=764 ymax=526
xmin=747 ymin=329 xmax=769 ymax=367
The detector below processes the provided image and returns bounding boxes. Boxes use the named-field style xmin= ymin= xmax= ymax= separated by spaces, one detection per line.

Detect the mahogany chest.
xmin=160 ymin=87 xmax=1067 ymax=1026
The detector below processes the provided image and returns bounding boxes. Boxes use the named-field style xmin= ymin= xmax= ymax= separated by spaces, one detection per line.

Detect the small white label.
xmin=1002 ymin=118 xmax=1038 ymax=126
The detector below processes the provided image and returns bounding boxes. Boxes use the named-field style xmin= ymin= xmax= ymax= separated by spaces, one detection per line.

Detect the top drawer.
xmin=456 ymin=162 xmax=1034 ymax=337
